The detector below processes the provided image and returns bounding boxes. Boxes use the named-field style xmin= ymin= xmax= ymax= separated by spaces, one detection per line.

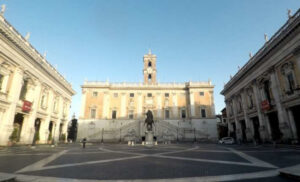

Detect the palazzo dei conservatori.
xmin=78 ymin=51 xmax=218 ymax=142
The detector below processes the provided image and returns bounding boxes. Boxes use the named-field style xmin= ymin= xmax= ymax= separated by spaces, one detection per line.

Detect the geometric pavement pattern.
xmin=0 ymin=144 xmax=299 ymax=181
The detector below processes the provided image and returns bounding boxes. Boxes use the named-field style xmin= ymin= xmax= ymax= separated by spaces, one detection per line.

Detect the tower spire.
xmin=148 ymin=49 xmax=152 ymax=55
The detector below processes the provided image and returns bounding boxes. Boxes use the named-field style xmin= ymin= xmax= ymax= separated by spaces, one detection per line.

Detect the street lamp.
xmin=101 ymin=128 xmax=104 ymax=143
xmin=119 ymin=122 xmax=122 ymax=143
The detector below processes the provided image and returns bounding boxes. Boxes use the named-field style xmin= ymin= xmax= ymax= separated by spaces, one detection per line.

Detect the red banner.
xmin=22 ymin=100 xmax=32 ymax=112
xmin=261 ymin=100 xmax=270 ymax=111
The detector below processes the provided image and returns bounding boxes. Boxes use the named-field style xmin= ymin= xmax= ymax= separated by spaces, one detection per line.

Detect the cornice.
xmin=221 ymin=9 xmax=300 ymax=95
xmin=0 ymin=15 xmax=75 ymax=95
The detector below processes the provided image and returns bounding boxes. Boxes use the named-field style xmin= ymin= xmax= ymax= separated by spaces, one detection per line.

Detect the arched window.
xmin=148 ymin=74 xmax=152 ymax=82
xmin=148 ymin=61 xmax=152 ymax=67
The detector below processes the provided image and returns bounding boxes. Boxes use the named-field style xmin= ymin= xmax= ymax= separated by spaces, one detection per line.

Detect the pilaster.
xmin=270 ymin=71 xmax=291 ymax=139
xmin=241 ymin=90 xmax=253 ymax=141
xmin=189 ymin=91 xmax=195 ymax=117
xmin=172 ymin=93 xmax=178 ymax=118
xmin=252 ymin=81 xmax=270 ymax=142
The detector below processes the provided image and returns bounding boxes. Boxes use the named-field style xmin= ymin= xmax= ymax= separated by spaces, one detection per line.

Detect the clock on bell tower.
xmin=143 ymin=49 xmax=157 ymax=85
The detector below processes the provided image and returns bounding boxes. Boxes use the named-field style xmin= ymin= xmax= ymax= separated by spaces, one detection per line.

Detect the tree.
xmin=68 ymin=114 xmax=78 ymax=142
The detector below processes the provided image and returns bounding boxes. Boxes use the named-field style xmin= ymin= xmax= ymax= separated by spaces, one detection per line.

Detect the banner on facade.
xmin=22 ymin=100 xmax=32 ymax=112
xmin=261 ymin=100 xmax=270 ymax=111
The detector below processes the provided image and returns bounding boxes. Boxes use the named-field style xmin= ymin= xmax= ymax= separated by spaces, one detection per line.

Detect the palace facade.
xmin=221 ymin=9 xmax=300 ymax=143
xmin=78 ymin=51 xmax=218 ymax=142
xmin=0 ymin=11 xmax=75 ymax=146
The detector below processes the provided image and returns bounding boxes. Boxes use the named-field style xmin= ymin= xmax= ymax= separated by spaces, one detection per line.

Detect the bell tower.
xmin=143 ymin=49 xmax=157 ymax=85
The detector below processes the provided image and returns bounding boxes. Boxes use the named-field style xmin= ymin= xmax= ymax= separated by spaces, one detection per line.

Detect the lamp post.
xmin=101 ymin=128 xmax=104 ymax=143
xmin=194 ymin=128 xmax=196 ymax=143
xmin=119 ymin=123 xmax=122 ymax=143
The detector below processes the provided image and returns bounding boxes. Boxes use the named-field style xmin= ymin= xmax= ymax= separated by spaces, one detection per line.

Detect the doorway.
xmin=240 ymin=120 xmax=247 ymax=142
xmin=252 ymin=117 xmax=261 ymax=143
xmin=12 ymin=113 xmax=24 ymax=142
xmin=291 ymin=105 xmax=300 ymax=140
xmin=267 ymin=112 xmax=282 ymax=141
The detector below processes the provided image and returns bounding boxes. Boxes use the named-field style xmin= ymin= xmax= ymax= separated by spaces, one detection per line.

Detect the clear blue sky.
xmin=2 ymin=0 xmax=300 ymax=119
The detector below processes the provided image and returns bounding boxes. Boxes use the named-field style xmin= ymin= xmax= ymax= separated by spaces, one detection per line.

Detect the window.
xmin=263 ymin=81 xmax=271 ymax=102
xmin=128 ymin=110 xmax=134 ymax=119
xmin=41 ymin=95 xmax=46 ymax=108
xmin=148 ymin=61 xmax=152 ymax=67
xmin=199 ymin=92 xmax=204 ymax=96
xmin=148 ymin=74 xmax=152 ymax=82
xmin=0 ymin=74 xmax=3 ymax=90
xmin=130 ymin=93 xmax=134 ymax=97
xmin=165 ymin=93 xmax=169 ymax=97
xmin=92 ymin=92 xmax=98 ymax=97
xmin=286 ymin=73 xmax=295 ymax=94
xmin=90 ymin=108 xmax=96 ymax=119
xmin=147 ymin=93 xmax=152 ymax=97
xmin=19 ymin=80 xmax=28 ymax=100
xmin=201 ymin=109 xmax=206 ymax=118
xmin=112 ymin=110 xmax=117 ymax=119
xmin=165 ymin=110 xmax=170 ymax=119
xmin=248 ymin=94 xmax=254 ymax=109
xmin=181 ymin=109 xmax=186 ymax=119
xmin=114 ymin=93 xmax=118 ymax=97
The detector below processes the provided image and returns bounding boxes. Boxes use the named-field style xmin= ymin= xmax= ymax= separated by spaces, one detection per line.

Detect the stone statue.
xmin=145 ymin=110 xmax=154 ymax=131
xmin=1 ymin=4 xmax=6 ymax=16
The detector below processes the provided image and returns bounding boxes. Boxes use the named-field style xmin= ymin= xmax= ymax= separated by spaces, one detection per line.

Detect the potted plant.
xmin=8 ymin=127 xmax=19 ymax=146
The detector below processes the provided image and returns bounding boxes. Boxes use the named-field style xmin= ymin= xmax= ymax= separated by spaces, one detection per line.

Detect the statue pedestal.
xmin=145 ymin=131 xmax=154 ymax=147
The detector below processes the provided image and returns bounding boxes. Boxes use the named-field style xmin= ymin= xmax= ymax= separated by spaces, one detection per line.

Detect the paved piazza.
xmin=0 ymin=144 xmax=299 ymax=181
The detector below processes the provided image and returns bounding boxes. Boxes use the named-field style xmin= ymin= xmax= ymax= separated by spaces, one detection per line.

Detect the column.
xmin=189 ymin=91 xmax=195 ymax=117
xmin=40 ymin=89 xmax=54 ymax=143
xmin=172 ymin=93 xmax=178 ymax=118
xmin=232 ymin=97 xmax=242 ymax=141
xmin=252 ymin=81 xmax=270 ymax=141
xmin=287 ymin=109 xmax=298 ymax=140
xmin=270 ymin=71 xmax=291 ymax=139
xmin=225 ymin=101 xmax=232 ymax=136
xmin=20 ymin=80 xmax=42 ymax=144
xmin=209 ymin=90 xmax=215 ymax=117
xmin=241 ymin=90 xmax=253 ymax=141
xmin=0 ymin=67 xmax=23 ymax=145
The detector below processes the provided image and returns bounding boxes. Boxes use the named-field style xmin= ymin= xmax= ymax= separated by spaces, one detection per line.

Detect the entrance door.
xmin=32 ymin=119 xmax=41 ymax=145
xmin=252 ymin=117 xmax=261 ymax=143
xmin=267 ymin=112 xmax=282 ymax=141
xmin=13 ymin=113 xmax=24 ymax=142
xmin=240 ymin=120 xmax=247 ymax=142
xmin=291 ymin=105 xmax=300 ymax=140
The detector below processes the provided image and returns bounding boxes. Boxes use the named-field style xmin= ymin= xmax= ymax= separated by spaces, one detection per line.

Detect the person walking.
xmin=82 ymin=138 xmax=87 ymax=149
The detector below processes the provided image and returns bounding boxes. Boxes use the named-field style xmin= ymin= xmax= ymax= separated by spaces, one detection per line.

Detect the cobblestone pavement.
xmin=0 ymin=143 xmax=299 ymax=181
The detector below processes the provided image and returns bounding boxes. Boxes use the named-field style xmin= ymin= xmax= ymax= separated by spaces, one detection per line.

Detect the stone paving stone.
xmin=244 ymin=151 xmax=300 ymax=168
xmin=165 ymin=151 xmax=250 ymax=163
xmin=236 ymin=176 xmax=299 ymax=182
xmin=23 ymin=156 xmax=270 ymax=180
xmin=46 ymin=152 xmax=138 ymax=166
xmin=0 ymin=155 xmax=50 ymax=173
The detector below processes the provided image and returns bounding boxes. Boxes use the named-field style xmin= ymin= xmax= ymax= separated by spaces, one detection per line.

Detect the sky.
xmin=1 ymin=0 xmax=300 ymax=119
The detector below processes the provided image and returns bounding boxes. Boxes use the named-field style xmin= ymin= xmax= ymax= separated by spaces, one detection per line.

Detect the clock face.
xmin=147 ymin=67 xmax=152 ymax=73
